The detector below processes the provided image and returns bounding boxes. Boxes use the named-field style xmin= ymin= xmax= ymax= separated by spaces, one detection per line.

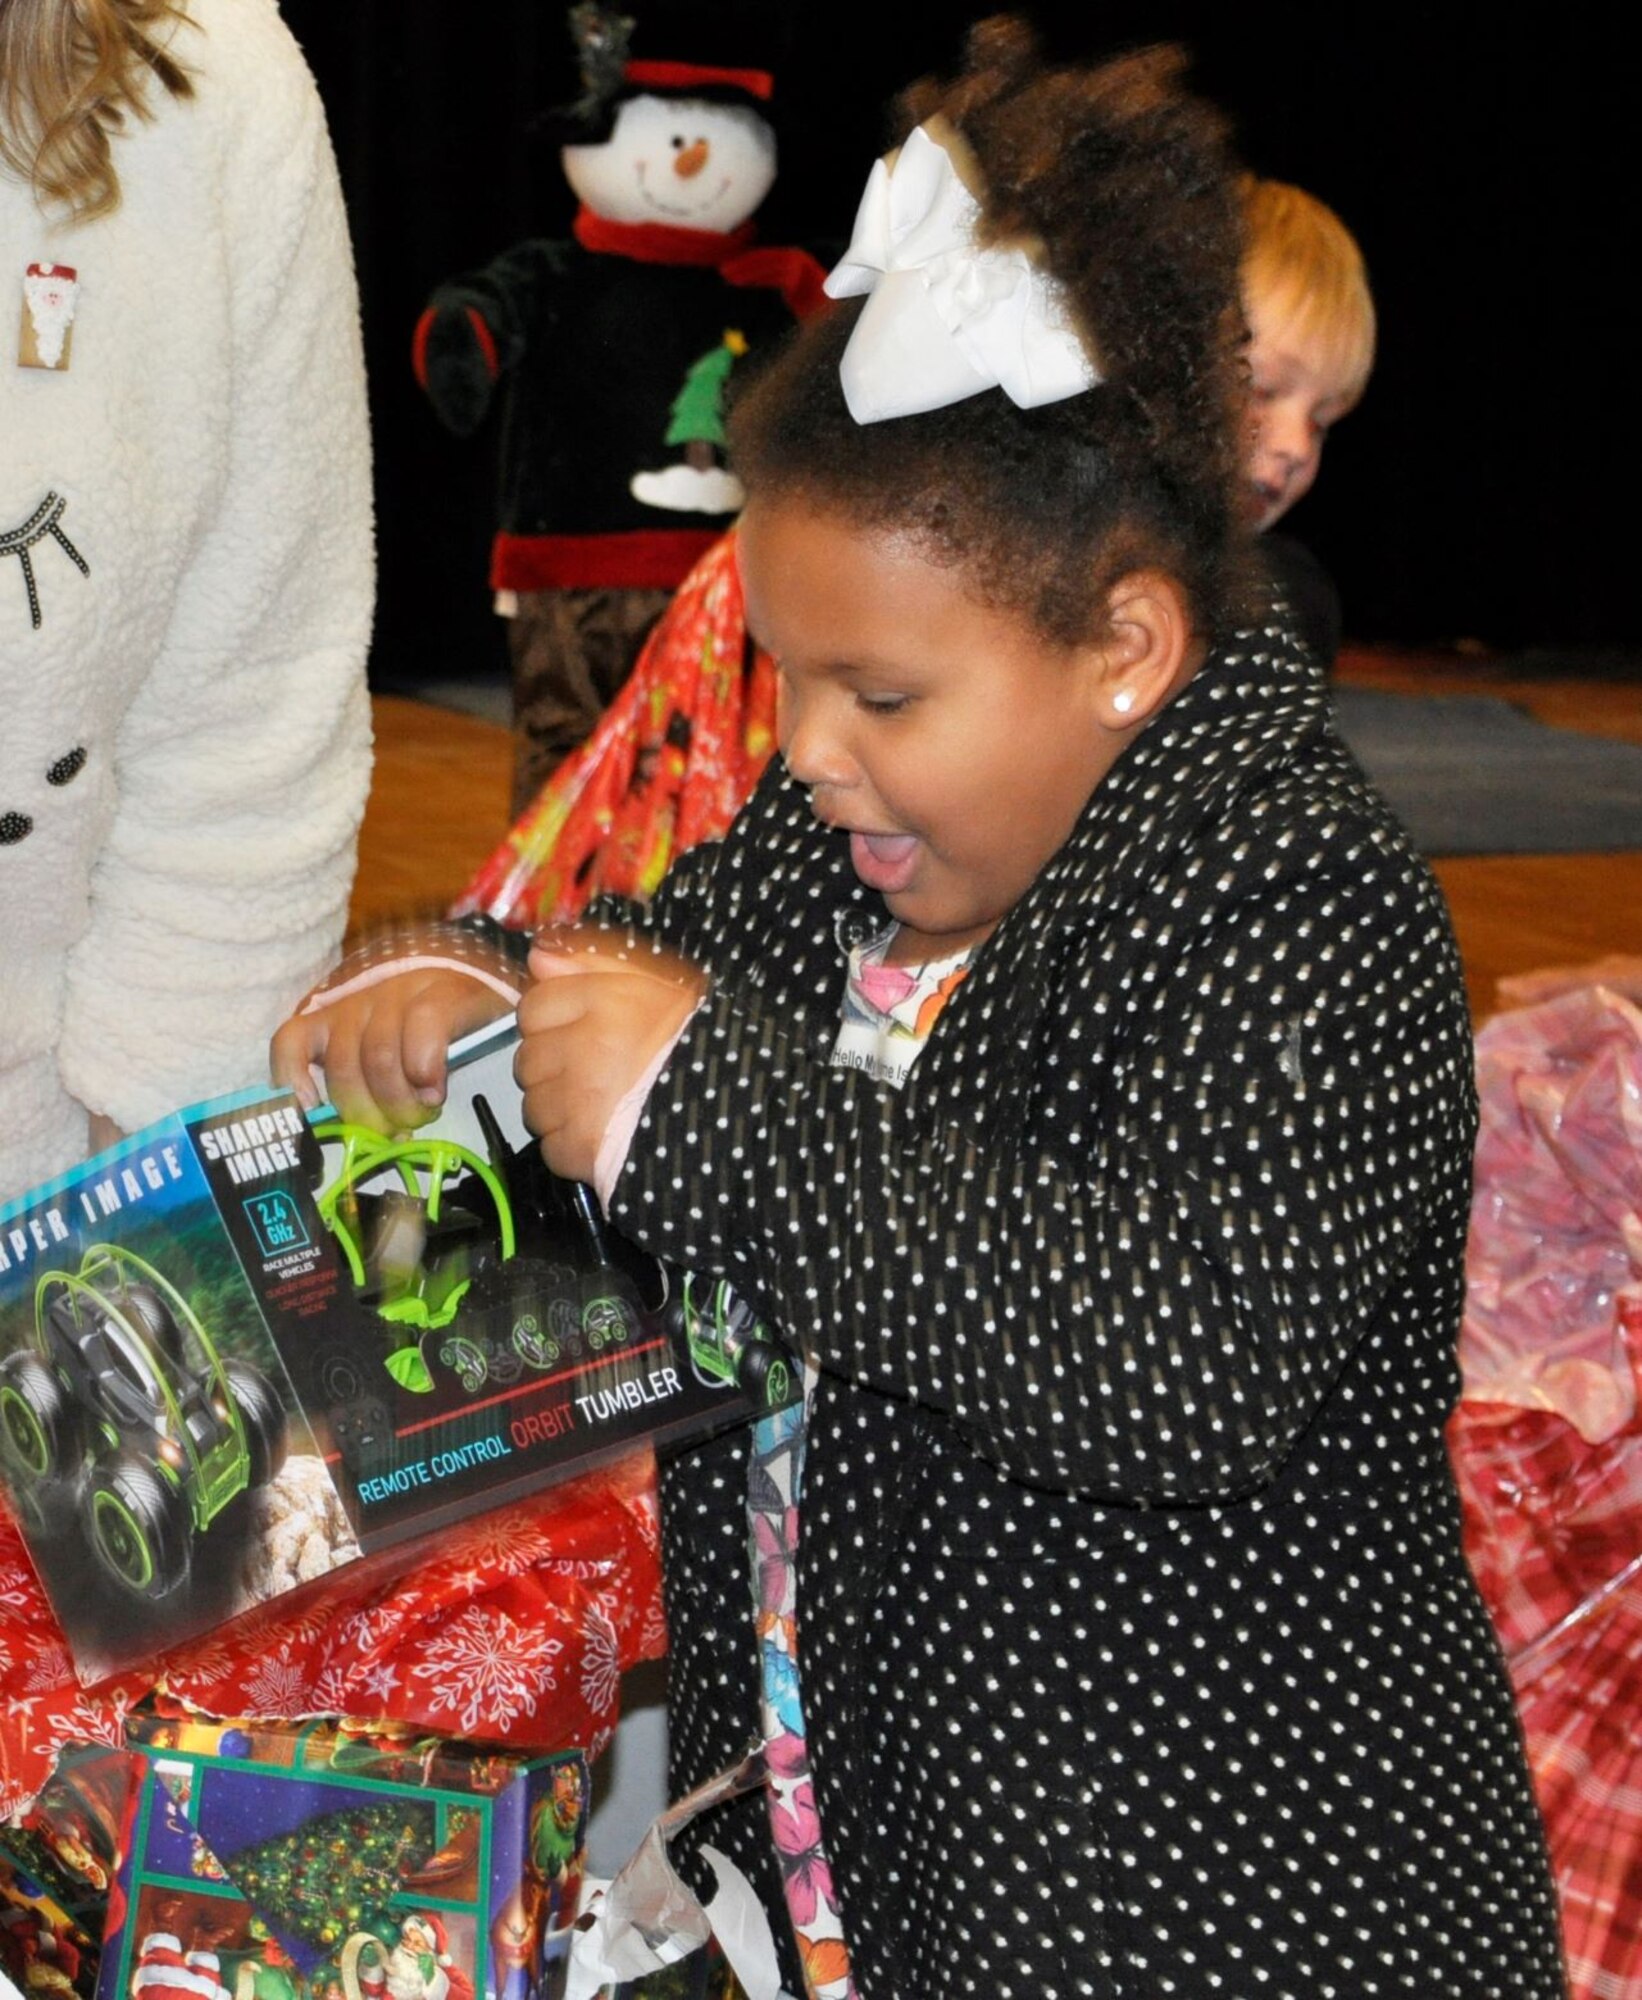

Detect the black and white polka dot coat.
xmin=604 ymin=613 xmax=1568 ymax=1997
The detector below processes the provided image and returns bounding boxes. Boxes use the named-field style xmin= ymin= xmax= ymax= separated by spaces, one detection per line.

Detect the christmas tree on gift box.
xmin=225 ymin=1805 xmax=438 ymax=1956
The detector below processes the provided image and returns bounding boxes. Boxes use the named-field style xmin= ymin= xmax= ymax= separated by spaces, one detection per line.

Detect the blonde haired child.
xmin=1242 ymin=173 xmax=1377 ymax=530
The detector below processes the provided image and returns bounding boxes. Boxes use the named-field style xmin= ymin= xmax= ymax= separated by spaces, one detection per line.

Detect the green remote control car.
xmin=315 ymin=1097 xmax=794 ymax=1413
xmin=0 ymin=1243 xmax=287 ymax=1600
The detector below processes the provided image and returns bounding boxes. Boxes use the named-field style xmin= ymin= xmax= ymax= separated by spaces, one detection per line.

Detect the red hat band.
xmin=623 ymin=59 xmax=773 ymax=101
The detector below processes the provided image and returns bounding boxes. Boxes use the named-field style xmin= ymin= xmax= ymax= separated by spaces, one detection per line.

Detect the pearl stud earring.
xmin=1112 ymin=689 xmax=1136 ymax=716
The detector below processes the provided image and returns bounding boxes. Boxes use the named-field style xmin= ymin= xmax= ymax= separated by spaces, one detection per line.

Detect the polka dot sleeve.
xmin=609 ymin=808 xmax=1479 ymax=1507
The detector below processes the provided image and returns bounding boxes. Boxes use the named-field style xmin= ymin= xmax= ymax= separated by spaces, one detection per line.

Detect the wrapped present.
xmin=1449 ymin=981 xmax=1642 ymax=2000
xmin=96 ymin=1713 xmax=591 ymax=2000
xmin=0 ymin=1743 xmax=134 ymax=2000
xmin=454 ymin=534 xmax=776 ymax=931
xmin=0 ymin=1453 xmax=666 ymax=1826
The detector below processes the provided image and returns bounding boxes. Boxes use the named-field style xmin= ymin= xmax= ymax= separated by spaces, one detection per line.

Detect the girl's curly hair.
xmin=0 ymin=0 xmax=194 ymax=222
xmin=728 ymin=20 xmax=1250 ymax=644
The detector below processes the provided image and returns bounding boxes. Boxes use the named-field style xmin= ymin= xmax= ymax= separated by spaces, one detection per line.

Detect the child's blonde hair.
xmin=0 ymin=0 xmax=194 ymax=222
xmin=1241 ymin=175 xmax=1376 ymax=407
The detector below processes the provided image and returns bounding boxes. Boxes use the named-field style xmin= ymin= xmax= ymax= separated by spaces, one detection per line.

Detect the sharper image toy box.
xmin=96 ymin=1711 xmax=590 ymax=2000
xmin=0 ymin=1019 xmax=797 ymax=1682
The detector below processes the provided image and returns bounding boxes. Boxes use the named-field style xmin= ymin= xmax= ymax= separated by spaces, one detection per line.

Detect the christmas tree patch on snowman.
xmin=630 ymin=327 xmax=749 ymax=513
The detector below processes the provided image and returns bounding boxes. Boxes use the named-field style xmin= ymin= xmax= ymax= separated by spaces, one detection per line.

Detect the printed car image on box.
xmin=0 ymin=1096 xmax=358 ymax=1680
xmin=304 ymin=1102 xmax=795 ymax=1550
xmin=290 ymin=1023 xmax=799 ymax=1561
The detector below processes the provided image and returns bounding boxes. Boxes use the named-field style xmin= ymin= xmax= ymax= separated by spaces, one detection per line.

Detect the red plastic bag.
xmin=455 ymin=533 xmax=775 ymax=930
xmin=1450 ymin=983 xmax=1642 ymax=1995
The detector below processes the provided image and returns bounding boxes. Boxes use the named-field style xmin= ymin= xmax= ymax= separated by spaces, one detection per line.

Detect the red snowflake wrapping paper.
xmin=1450 ymin=982 xmax=1642 ymax=1999
xmin=0 ymin=1452 xmax=666 ymax=1822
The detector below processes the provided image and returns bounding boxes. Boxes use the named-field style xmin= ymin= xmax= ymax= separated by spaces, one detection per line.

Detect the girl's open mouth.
xmin=850 ymin=830 xmax=919 ymax=895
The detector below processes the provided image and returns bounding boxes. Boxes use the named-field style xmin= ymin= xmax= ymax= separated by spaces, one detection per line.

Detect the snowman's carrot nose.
xmin=674 ymin=138 xmax=710 ymax=179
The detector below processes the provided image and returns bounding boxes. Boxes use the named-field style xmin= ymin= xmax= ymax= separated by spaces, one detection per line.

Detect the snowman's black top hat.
xmin=549 ymin=2 xmax=793 ymax=141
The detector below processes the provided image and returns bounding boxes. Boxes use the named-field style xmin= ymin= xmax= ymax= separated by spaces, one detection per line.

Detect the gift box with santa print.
xmin=95 ymin=1714 xmax=591 ymax=2000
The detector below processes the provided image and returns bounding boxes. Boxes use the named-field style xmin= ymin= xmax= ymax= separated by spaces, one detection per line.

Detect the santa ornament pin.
xmin=19 ymin=262 xmax=79 ymax=369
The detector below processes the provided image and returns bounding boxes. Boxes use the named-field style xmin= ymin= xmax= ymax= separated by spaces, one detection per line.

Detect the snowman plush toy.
xmin=415 ymin=1 xmax=823 ymax=808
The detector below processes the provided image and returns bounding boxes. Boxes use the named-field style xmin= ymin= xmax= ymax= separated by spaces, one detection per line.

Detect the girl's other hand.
xmin=269 ymin=971 xmax=512 ymax=1132
xmin=515 ymin=931 xmax=707 ymax=1183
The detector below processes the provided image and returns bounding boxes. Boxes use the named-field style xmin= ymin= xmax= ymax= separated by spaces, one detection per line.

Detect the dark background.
xmin=281 ymin=1 xmax=1637 ymax=688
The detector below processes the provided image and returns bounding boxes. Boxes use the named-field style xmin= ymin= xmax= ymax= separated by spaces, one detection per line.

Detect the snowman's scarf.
xmin=572 ymin=204 xmax=757 ymax=267
xmin=571 ymin=207 xmax=828 ymax=320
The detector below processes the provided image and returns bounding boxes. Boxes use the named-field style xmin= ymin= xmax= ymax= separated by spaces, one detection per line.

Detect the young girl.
xmin=277 ymin=25 xmax=1566 ymax=1997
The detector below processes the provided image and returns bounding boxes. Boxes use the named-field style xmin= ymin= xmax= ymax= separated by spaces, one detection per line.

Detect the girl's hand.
xmin=515 ymin=932 xmax=707 ymax=1183
xmin=270 ymin=971 xmax=512 ymax=1132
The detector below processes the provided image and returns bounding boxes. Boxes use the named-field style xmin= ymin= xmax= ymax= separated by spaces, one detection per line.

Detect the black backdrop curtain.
xmin=280 ymin=0 xmax=1638 ymax=686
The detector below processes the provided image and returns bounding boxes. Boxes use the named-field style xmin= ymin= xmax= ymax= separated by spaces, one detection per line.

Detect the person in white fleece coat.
xmin=0 ymin=0 xmax=374 ymax=1204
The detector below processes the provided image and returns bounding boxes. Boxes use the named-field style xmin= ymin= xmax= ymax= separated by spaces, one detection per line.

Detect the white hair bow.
xmin=823 ymin=122 xmax=1101 ymax=425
